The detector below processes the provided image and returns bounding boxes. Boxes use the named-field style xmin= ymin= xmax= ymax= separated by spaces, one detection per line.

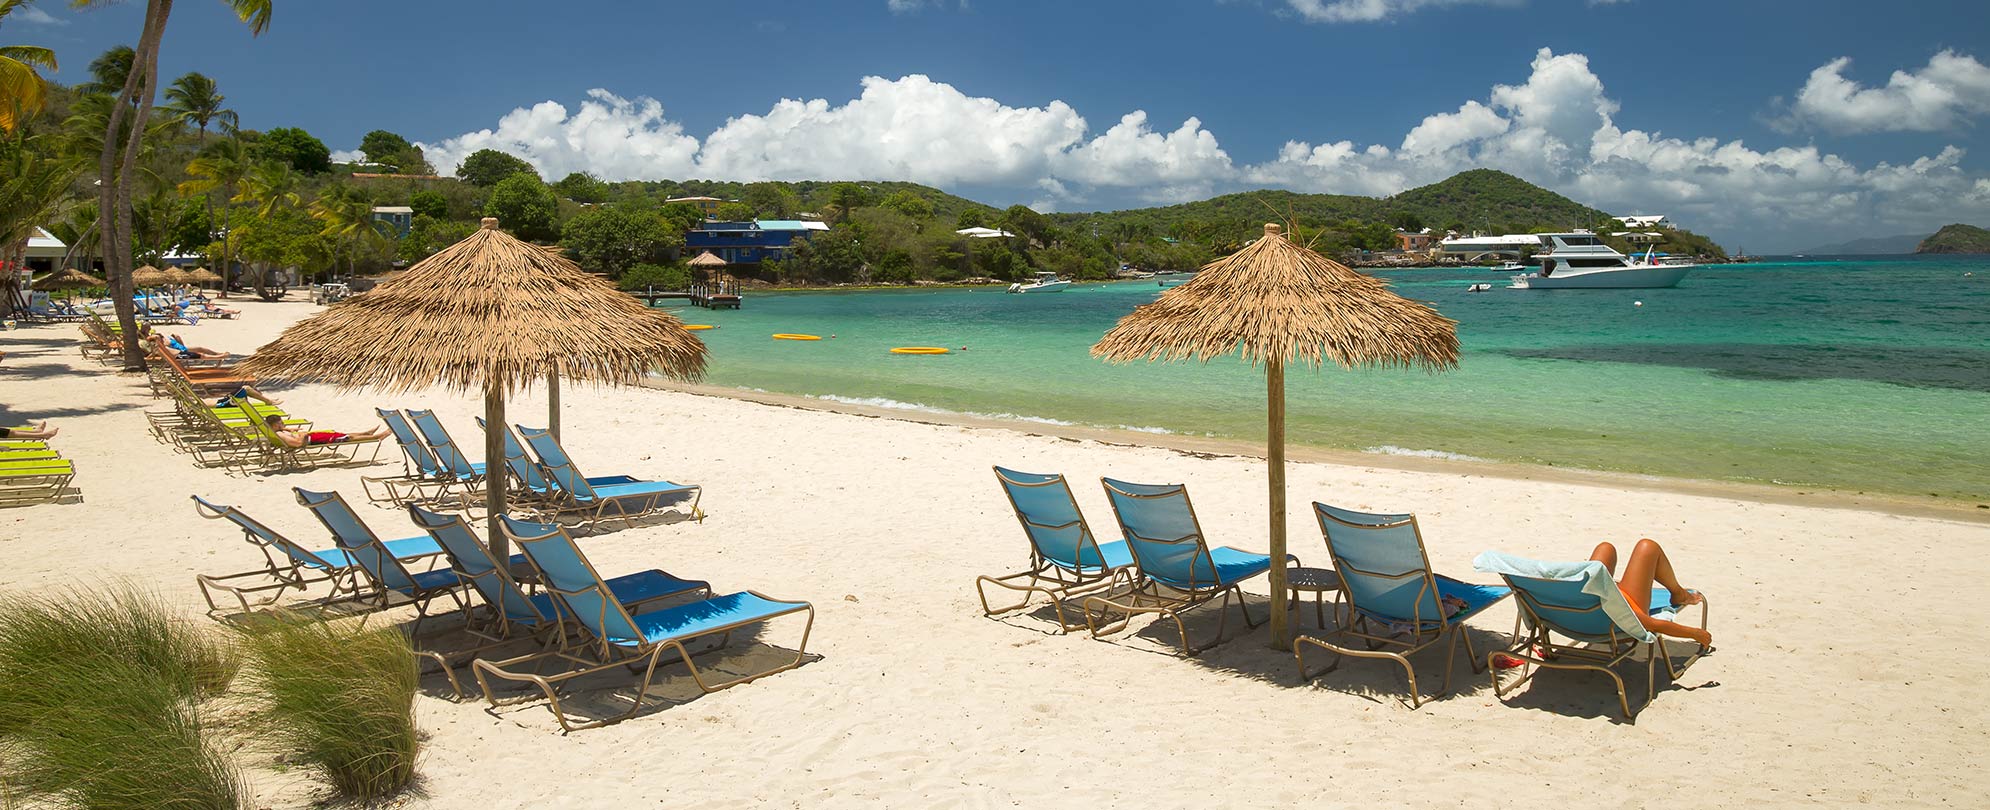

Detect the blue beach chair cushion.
xmin=1103 ymin=477 xmax=1283 ymax=591
xmin=1473 ymin=550 xmax=1673 ymax=644
xmin=618 ymin=592 xmax=807 ymax=649
xmin=1316 ymin=502 xmax=1510 ymax=629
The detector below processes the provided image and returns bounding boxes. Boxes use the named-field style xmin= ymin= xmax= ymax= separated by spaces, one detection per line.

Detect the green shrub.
xmin=0 ymin=589 xmax=245 ymax=810
xmin=235 ymin=613 xmax=419 ymax=802
xmin=619 ymin=262 xmax=692 ymax=291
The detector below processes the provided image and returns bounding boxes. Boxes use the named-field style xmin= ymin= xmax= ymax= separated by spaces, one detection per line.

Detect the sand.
xmin=3 ymin=298 xmax=1987 ymax=808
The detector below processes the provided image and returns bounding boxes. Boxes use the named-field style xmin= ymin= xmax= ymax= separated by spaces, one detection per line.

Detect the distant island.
xmin=1799 ymin=232 xmax=1931 ymax=255
xmin=1915 ymin=224 xmax=1990 ymax=254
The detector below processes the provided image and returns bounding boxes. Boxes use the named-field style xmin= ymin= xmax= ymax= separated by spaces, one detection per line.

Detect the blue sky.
xmin=15 ymin=0 xmax=1990 ymax=250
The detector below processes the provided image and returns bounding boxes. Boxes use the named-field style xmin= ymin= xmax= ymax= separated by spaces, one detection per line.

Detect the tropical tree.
xmin=179 ymin=138 xmax=249 ymax=296
xmin=481 ymin=173 xmax=558 ymax=241
xmin=456 ymin=148 xmax=535 ymax=186
xmin=252 ymin=126 xmax=329 ymax=173
xmin=552 ymin=171 xmax=608 ymax=203
xmin=164 ymin=71 xmax=235 ymax=139
xmin=0 ymin=0 xmax=59 ymax=133
xmin=309 ymin=184 xmax=391 ymax=278
xmin=0 ymin=135 xmax=81 ymax=315
xmin=80 ymin=44 xmax=132 ymax=96
xmin=560 ymin=205 xmax=678 ymax=277
xmin=70 ymin=0 xmax=273 ymax=370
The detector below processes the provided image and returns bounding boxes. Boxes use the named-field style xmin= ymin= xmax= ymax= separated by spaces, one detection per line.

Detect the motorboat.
xmin=1466 ymin=283 xmax=1493 ymax=293
xmin=1492 ymin=261 xmax=1526 ymax=272
xmin=1508 ymin=232 xmax=1693 ymax=289
xmin=1008 ymin=271 xmax=1071 ymax=293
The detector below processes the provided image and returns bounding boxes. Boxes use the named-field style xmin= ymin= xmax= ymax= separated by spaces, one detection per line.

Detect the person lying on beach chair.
xmin=216 ymin=385 xmax=280 ymax=409
xmin=1581 ymin=539 xmax=1710 ymax=646
xmin=0 ymin=421 xmax=59 ymax=440
xmin=262 ymin=414 xmax=390 ymax=448
xmin=166 ymin=334 xmax=228 ymax=360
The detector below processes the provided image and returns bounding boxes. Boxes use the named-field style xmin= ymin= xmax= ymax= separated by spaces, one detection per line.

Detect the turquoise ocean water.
xmin=653 ymin=256 xmax=1990 ymax=502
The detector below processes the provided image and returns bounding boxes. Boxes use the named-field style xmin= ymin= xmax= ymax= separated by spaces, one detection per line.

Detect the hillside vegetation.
xmin=1915 ymin=224 xmax=1990 ymax=254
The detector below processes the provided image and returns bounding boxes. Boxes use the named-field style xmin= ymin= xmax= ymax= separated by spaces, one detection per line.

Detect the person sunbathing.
xmin=1589 ymin=538 xmax=1711 ymax=646
xmin=215 ymin=385 xmax=279 ymax=409
xmin=166 ymin=334 xmax=228 ymax=360
xmin=262 ymin=414 xmax=388 ymax=448
xmin=0 ymin=421 xmax=58 ymax=440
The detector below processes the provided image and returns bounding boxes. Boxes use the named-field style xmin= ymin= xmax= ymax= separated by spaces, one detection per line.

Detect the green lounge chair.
xmin=975 ymin=467 xmax=1135 ymax=632
xmin=1475 ymin=550 xmax=1710 ymax=718
xmin=1295 ymin=503 xmax=1511 ymax=708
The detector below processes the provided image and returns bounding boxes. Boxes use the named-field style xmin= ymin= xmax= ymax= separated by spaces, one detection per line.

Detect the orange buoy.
xmin=683 ymin=324 xmax=715 ymax=331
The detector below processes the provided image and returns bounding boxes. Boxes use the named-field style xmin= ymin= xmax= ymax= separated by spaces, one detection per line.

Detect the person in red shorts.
xmin=262 ymin=414 xmax=389 ymax=448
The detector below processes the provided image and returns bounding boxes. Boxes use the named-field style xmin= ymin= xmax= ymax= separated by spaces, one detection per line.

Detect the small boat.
xmin=1493 ymin=261 xmax=1526 ymax=272
xmin=1508 ymin=232 xmax=1693 ymax=290
xmin=1008 ymin=271 xmax=1071 ymax=294
xmin=1466 ymin=283 xmax=1493 ymax=293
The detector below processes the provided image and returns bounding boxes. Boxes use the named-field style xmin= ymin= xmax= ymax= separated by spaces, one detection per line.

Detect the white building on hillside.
xmin=1617 ymin=214 xmax=1673 ymax=230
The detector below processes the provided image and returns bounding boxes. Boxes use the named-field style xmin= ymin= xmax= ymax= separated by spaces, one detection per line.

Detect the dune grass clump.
xmin=235 ymin=613 xmax=420 ymax=802
xmin=0 ymin=589 xmax=244 ymax=809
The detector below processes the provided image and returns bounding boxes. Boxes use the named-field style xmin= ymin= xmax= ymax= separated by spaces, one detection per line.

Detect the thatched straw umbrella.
xmin=187 ymin=267 xmax=223 ymax=288
xmin=132 ymin=265 xmax=168 ymax=287
xmin=240 ymin=218 xmax=708 ymax=556
xmin=1092 ymin=223 xmax=1459 ymax=648
xmin=687 ymin=251 xmax=727 ymax=269
xmin=161 ymin=267 xmax=194 ymax=287
xmin=32 ymin=268 xmax=106 ymax=291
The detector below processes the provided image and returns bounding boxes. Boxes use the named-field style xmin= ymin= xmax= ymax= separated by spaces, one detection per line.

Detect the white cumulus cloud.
xmin=12 ymin=5 xmax=65 ymax=25
xmin=1777 ymin=50 xmax=1990 ymax=134
xmin=1283 ymin=0 xmax=1520 ymax=23
xmin=388 ymin=51 xmax=1990 ymax=249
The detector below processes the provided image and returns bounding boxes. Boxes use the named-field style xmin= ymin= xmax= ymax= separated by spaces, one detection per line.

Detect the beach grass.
xmin=234 ymin=612 xmax=421 ymax=802
xmin=0 ymin=588 xmax=245 ymax=809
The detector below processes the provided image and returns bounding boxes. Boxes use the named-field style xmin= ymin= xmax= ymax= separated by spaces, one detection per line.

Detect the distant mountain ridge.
xmin=1915 ymin=224 xmax=1990 ymax=254
xmin=1798 ymin=232 xmax=1931 ymax=255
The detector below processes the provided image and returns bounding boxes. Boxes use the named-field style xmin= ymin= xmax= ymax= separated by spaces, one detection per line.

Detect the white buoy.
xmin=1634 ymin=300 xmax=1644 ymax=307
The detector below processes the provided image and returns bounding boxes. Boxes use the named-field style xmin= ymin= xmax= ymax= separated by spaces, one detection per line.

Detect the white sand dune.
xmin=3 ymin=299 xmax=1986 ymax=808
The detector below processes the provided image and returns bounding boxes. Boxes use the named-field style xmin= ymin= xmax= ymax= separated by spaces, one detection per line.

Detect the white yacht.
xmin=1008 ymin=271 xmax=1072 ymax=293
xmin=1508 ymin=232 xmax=1693 ymax=289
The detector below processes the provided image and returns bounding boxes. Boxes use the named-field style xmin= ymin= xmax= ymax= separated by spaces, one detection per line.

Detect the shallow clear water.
xmin=656 ymin=256 xmax=1990 ymax=501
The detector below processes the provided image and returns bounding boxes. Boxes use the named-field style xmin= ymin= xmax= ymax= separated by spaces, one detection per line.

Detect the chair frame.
xmin=362 ymin=409 xmax=451 ymax=505
xmin=1489 ymin=578 xmax=1710 ymax=718
xmin=1294 ymin=504 xmax=1506 ymax=709
xmin=469 ymin=518 xmax=813 ymax=732
xmin=190 ymin=495 xmax=378 ymax=615
xmin=975 ymin=467 xmax=1134 ymax=632
xmin=293 ymin=488 xmax=466 ymax=635
xmin=1082 ymin=478 xmax=1275 ymax=656
xmin=516 ymin=425 xmax=704 ymax=530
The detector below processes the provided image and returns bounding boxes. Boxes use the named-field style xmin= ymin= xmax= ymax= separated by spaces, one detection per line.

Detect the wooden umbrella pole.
xmin=547 ymin=369 xmax=561 ymax=441
xmin=484 ymin=385 xmax=509 ymax=560
xmin=1266 ymin=359 xmax=1291 ymax=651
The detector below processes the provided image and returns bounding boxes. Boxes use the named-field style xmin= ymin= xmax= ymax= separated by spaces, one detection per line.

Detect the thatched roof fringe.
xmin=1092 ymin=224 xmax=1459 ymax=372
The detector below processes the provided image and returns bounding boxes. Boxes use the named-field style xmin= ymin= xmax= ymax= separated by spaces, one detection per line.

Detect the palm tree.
xmin=308 ymin=184 xmax=389 ymax=279
xmin=164 ymin=71 xmax=234 ymax=139
xmin=0 ymin=136 xmax=81 ymax=315
xmin=179 ymin=138 xmax=246 ymax=296
xmin=0 ymin=0 xmax=59 ymax=133
xmin=69 ymin=0 xmax=272 ymax=370
xmin=236 ymin=159 xmax=298 ymax=219
xmin=80 ymin=44 xmax=133 ymax=96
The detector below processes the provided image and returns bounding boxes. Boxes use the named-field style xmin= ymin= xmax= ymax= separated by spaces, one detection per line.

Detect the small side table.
xmin=1286 ymin=566 xmax=1343 ymax=629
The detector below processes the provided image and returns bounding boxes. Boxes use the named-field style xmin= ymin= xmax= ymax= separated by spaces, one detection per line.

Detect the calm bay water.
xmin=655 ymin=256 xmax=1990 ymax=502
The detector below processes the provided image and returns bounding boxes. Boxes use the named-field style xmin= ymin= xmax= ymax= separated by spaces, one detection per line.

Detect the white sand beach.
xmin=3 ymin=299 xmax=1988 ymax=808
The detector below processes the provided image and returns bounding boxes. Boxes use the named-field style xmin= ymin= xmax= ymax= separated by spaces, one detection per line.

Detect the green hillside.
xmin=1915 ymin=223 xmax=1990 ymax=254
xmin=1048 ymin=169 xmax=1617 ymax=252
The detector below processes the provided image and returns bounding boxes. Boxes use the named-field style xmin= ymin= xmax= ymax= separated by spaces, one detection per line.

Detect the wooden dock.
xmin=632 ymin=282 xmax=742 ymax=309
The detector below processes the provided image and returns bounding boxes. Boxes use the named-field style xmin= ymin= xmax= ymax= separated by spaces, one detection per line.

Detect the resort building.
xmin=23 ymin=227 xmax=65 ymax=273
xmin=956 ymin=227 xmax=1016 ymax=239
xmin=665 ymin=196 xmax=728 ymax=218
xmin=684 ymin=220 xmax=830 ymax=265
xmin=371 ymin=206 xmax=415 ymax=238
xmin=1394 ymin=230 xmax=1437 ymax=252
xmin=1616 ymin=214 xmax=1673 ymax=230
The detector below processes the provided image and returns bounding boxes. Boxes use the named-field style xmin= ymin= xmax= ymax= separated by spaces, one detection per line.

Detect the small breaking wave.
xmin=1364 ymin=445 xmax=1488 ymax=462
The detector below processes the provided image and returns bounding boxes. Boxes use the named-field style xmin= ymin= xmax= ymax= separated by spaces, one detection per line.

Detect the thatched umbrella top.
xmin=160 ymin=267 xmax=194 ymax=286
xmin=32 ymin=268 xmax=107 ymax=291
xmin=1093 ymin=224 xmax=1459 ymax=371
xmin=187 ymin=267 xmax=223 ymax=284
xmin=687 ymin=251 xmax=727 ymax=268
xmin=239 ymin=218 xmax=708 ymax=394
xmin=132 ymin=266 xmax=168 ymax=286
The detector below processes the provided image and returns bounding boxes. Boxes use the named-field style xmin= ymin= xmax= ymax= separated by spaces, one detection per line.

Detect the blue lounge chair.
xmin=190 ymin=494 xmax=442 ymax=615
xmin=362 ymin=409 xmax=450 ymax=504
xmin=475 ymin=418 xmax=639 ymax=514
xmin=1295 ymin=504 xmax=1511 ymax=708
xmin=975 ymin=467 xmax=1135 ymax=632
xmin=470 ymin=515 xmax=813 ymax=732
xmin=293 ymin=487 xmax=470 ymax=632
xmin=515 ymin=425 xmax=702 ymax=529
xmin=1083 ymin=477 xmax=1290 ymax=655
xmin=1474 ymin=550 xmax=1710 ymax=718
xmin=406 ymin=409 xmax=487 ymax=490
xmin=405 ymin=504 xmax=713 ymax=696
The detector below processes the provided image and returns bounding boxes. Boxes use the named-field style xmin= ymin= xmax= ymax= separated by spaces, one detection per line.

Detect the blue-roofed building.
xmin=684 ymin=219 xmax=829 ymax=265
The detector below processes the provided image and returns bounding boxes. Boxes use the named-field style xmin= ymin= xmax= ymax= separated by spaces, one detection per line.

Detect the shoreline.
xmin=642 ymin=378 xmax=1990 ymax=524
